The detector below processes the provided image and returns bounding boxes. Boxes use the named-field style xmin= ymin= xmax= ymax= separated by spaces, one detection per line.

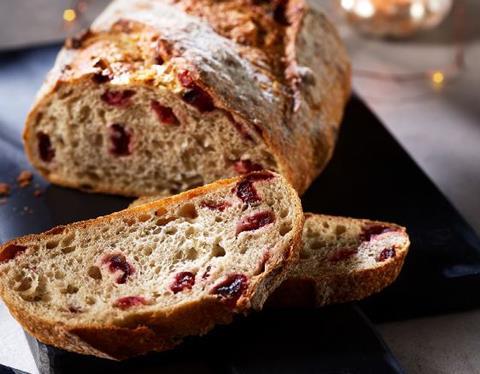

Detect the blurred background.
xmin=0 ymin=1 xmax=479 ymax=373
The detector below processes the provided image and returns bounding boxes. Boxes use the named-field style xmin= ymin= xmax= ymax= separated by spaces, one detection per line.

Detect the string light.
xmin=63 ymin=8 xmax=77 ymax=22
xmin=431 ymin=71 xmax=445 ymax=85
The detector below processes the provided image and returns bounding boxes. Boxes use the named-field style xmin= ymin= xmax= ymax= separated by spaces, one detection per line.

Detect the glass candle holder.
xmin=339 ymin=0 xmax=453 ymax=38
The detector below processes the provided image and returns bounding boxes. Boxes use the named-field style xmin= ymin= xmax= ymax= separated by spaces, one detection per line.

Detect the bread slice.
xmin=268 ymin=214 xmax=410 ymax=307
xmin=24 ymin=0 xmax=350 ymax=197
xmin=0 ymin=172 xmax=303 ymax=360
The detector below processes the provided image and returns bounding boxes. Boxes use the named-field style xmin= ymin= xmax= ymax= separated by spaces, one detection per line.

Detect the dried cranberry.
xmin=200 ymin=200 xmax=231 ymax=212
xmin=328 ymin=247 xmax=358 ymax=262
xmin=234 ymin=160 xmax=263 ymax=174
xmin=377 ymin=247 xmax=396 ymax=262
xmin=37 ymin=132 xmax=55 ymax=162
xmin=113 ymin=296 xmax=147 ymax=310
xmin=236 ymin=211 xmax=275 ymax=235
xmin=178 ymin=71 xmax=214 ymax=112
xmin=0 ymin=244 xmax=27 ymax=263
xmin=211 ymin=274 xmax=248 ymax=307
xmin=151 ymin=100 xmax=179 ymax=125
xmin=360 ymin=224 xmax=397 ymax=242
xmin=102 ymin=253 xmax=135 ymax=284
xmin=101 ymin=90 xmax=135 ymax=107
xmin=108 ymin=124 xmax=132 ymax=156
xmin=170 ymin=272 xmax=195 ymax=293
xmin=234 ymin=171 xmax=274 ymax=205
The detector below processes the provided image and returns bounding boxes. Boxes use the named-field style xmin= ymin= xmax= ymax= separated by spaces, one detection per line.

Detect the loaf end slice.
xmin=268 ymin=214 xmax=410 ymax=307
xmin=0 ymin=172 xmax=303 ymax=359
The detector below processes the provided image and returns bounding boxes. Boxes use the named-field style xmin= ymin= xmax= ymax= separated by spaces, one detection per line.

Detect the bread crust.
xmin=24 ymin=0 xmax=351 ymax=197
xmin=267 ymin=214 xmax=410 ymax=307
xmin=0 ymin=174 xmax=304 ymax=359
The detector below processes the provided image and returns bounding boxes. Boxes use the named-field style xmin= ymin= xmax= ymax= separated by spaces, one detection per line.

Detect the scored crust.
xmin=24 ymin=0 xmax=351 ymax=197
xmin=268 ymin=214 xmax=410 ymax=307
xmin=0 ymin=173 xmax=304 ymax=359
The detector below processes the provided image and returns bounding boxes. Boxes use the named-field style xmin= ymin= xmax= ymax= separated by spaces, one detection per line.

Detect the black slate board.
xmin=0 ymin=44 xmax=479 ymax=373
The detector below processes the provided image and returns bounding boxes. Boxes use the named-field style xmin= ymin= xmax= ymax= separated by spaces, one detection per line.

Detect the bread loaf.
xmin=0 ymin=172 xmax=303 ymax=359
xmin=24 ymin=0 xmax=350 ymax=197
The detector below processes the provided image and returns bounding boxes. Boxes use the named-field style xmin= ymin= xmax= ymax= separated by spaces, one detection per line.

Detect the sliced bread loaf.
xmin=268 ymin=214 xmax=410 ymax=307
xmin=24 ymin=0 xmax=350 ymax=197
xmin=0 ymin=172 xmax=303 ymax=359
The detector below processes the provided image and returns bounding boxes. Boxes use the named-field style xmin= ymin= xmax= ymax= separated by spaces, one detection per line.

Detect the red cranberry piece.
xmin=377 ymin=247 xmax=396 ymax=262
xmin=113 ymin=296 xmax=147 ymax=310
xmin=101 ymin=90 xmax=135 ymax=107
xmin=37 ymin=132 xmax=55 ymax=162
xmin=234 ymin=160 xmax=263 ymax=175
xmin=236 ymin=210 xmax=275 ymax=235
xmin=108 ymin=124 xmax=132 ymax=156
xmin=328 ymin=247 xmax=358 ymax=262
xmin=234 ymin=172 xmax=274 ymax=205
xmin=170 ymin=272 xmax=195 ymax=293
xmin=102 ymin=253 xmax=135 ymax=284
xmin=151 ymin=100 xmax=179 ymax=125
xmin=0 ymin=244 xmax=27 ymax=263
xmin=210 ymin=274 xmax=248 ymax=307
xmin=200 ymin=200 xmax=231 ymax=212
xmin=360 ymin=224 xmax=397 ymax=242
xmin=178 ymin=71 xmax=214 ymax=113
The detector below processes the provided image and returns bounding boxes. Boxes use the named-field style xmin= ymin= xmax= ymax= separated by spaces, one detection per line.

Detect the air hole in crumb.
xmin=166 ymin=227 xmax=177 ymax=235
xmin=323 ymin=222 xmax=329 ymax=228
xmin=280 ymin=209 xmax=289 ymax=219
xmin=46 ymin=240 xmax=60 ymax=249
xmin=138 ymin=214 xmax=151 ymax=223
xmin=300 ymin=249 xmax=311 ymax=259
xmin=185 ymin=226 xmax=195 ymax=237
xmin=86 ymin=296 xmax=96 ymax=305
xmin=64 ymin=285 xmax=79 ymax=294
xmin=62 ymin=233 xmax=75 ymax=246
xmin=87 ymin=266 xmax=102 ymax=280
xmin=155 ymin=207 xmax=167 ymax=216
xmin=155 ymin=266 xmax=162 ymax=274
xmin=212 ymin=242 xmax=226 ymax=257
xmin=186 ymin=247 xmax=198 ymax=260
xmin=61 ymin=246 xmax=76 ymax=254
xmin=55 ymin=271 xmax=65 ymax=280
xmin=310 ymin=240 xmax=325 ymax=250
xmin=143 ymin=246 xmax=153 ymax=256
xmin=124 ymin=218 xmax=136 ymax=226
xmin=335 ymin=225 xmax=346 ymax=236
xmin=215 ymin=216 xmax=223 ymax=223
xmin=279 ymin=222 xmax=292 ymax=236
xmin=156 ymin=216 xmax=176 ymax=226
xmin=178 ymin=203 xmax=198 ymax=220
xmin=15 ymin=277 xmax=32 ymax=292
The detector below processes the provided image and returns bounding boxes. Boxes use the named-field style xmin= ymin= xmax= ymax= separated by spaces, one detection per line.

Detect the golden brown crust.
xmin=0 ymin=173 xmax=304 ymax=359
xmin=24 ymin=0 xmax=351 ymax=197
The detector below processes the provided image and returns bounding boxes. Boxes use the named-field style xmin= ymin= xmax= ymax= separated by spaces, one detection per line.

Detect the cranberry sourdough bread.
xmin=269 ymin=214 xmax=410 ymax=307
xmin=24 ymin=0 xmax=350 ymax=197
xmin=0 ymin=172 xmax=304 ymax=359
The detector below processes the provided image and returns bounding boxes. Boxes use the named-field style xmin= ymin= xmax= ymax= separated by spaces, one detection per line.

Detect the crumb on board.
xmin=33 ymin=189 xmax=43 ymax=197
xmin=17 ymin=170 xmax=33 ymax=188
xmin=0 ymin=183 xmax=10 ymax=196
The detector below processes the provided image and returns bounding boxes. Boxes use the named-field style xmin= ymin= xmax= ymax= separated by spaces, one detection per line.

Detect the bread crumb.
xmin=17 ymin=171 xmax=33 ymax=188
xmin=0 ymin=183 xmax=10 ymax=196
xmin=34 ymin=189 xmax=43 ymax=197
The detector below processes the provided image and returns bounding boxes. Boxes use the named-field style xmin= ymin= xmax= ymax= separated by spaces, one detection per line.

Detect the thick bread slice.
xmin=268 ymin=214 xmax=410 ymax=307
xmin=24 ymin=0 xmax=350 ymax=197
xmin=0 ymin=172 xmax=303 ymax=360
